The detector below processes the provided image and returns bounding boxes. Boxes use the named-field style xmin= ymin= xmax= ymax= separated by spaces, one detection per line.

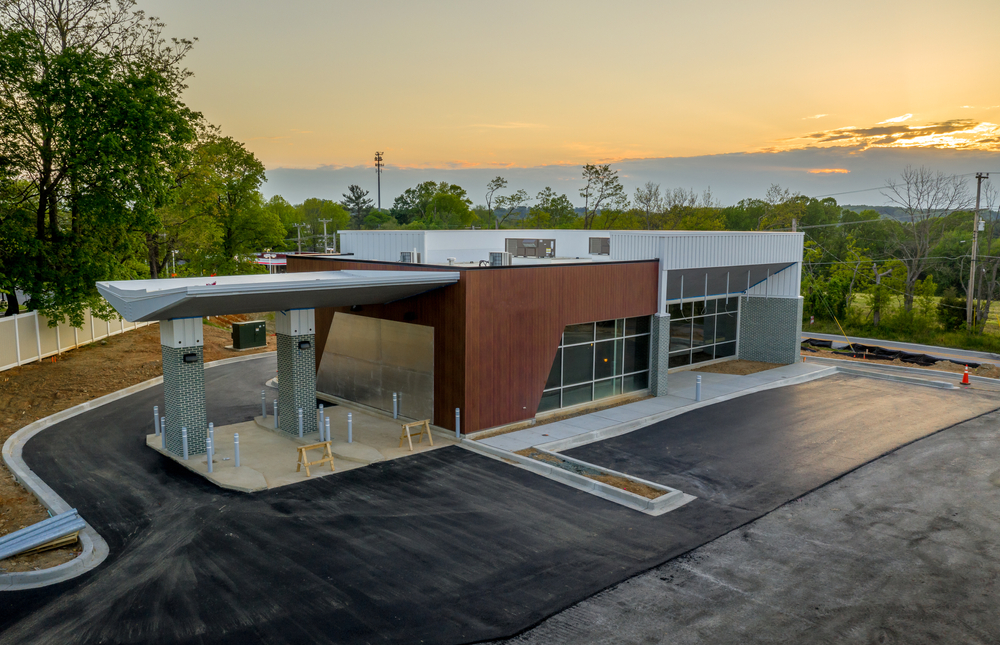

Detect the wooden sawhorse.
xmin=399 ymin=419 xmax=433 ymax=451
xmin=296 ymin=441 xmax=335 ymax=477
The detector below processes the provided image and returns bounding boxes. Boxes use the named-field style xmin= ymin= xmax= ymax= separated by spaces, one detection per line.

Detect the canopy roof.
xmin=97 ymin=270 xmax=460 ymax=322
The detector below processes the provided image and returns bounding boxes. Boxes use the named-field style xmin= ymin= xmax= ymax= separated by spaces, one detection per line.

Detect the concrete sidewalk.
xmin=476 ymin=362 xmax=831 ymax=453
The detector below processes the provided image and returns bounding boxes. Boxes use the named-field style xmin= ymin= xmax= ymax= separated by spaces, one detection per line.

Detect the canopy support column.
xmin=276 ymin=309 xmax=317 ymax=437
xmin=161 ymin=318 xmax=207 ymax=456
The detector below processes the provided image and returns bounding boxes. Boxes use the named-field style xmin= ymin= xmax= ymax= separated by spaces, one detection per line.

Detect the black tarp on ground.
xmin=1 ymin=358 xmax=997 ymax=645
xmin=800 ymin=338 xmax=980 ymax=368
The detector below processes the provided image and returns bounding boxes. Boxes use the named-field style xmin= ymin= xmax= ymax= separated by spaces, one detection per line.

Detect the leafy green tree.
xmin=523 ymin=187 xmax=578 ymax=228
xmin=580 ymin=163 xmax=628 ymax=229
xmin=633 ymin=182 xmax=663 ymax=230
xmin=494 ymin=189 xmax=529 ymax=228
xmin=0 ymin=4 xmax=197 ymax=324
xmin=483 ymin=176 xmax=507 ymax=228
xmin=342 ymin=184 xmax=374 ymax=228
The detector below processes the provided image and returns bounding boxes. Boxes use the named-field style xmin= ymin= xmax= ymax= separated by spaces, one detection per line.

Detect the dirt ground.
xmin=514 ymin=448 xmax=665 ymax=500
xmin=802 ymin=347 xmax=1000 ymax=378
xmin=0 ymin=314 xmax=275 ymax=573
xmin=692 ymin=359 xmax=783 ymax=376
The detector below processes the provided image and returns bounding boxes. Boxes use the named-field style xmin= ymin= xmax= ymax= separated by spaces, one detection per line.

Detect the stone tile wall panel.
xmin=737 ymin=296 xmax=803 ymax=365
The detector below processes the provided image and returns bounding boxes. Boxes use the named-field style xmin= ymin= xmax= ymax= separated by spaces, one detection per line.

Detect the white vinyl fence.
xmin=0 ymin=308 xmax=154 ymax=372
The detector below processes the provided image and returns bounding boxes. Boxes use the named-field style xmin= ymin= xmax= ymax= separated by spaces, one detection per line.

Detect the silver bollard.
xmin=393 ymin=392 xmax=398 ymax=419
xmin=181 ymin=427 xmax=189 ymax=460
xmin=325 ymin=417 xmax=331 ymax=443
xmin=206 ymin=436 xmax=213 ymax=473
xmin=234 ymin=433 xmax=241 ymax=468
xmin=298 ymin=408 xmax=303 ymax=438
xmin=161 ymin=416 xmax=166 ymax=449
xmin=318 ymin=404 xmax=324 ymax=433
xmin=261 ymin=390 xmax=266 ymax=418
xmin=274 ymin=400 xmax=278 ymax=429
xmin=696 ymin=375 xmax=702 ymax=402
xmin=347 ymin=412 xmax=353 ymax=443
xmin=153 ymin=406 xmax=159 ymax=436
xmin=209 ymin=422 xmax=214 ymax=448
xmin=455 ymin=408 xmax=461 ymax=439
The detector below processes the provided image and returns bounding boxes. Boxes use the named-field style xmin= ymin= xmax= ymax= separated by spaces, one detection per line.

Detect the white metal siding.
xmin=746 ymin=264 xmax=802 ymax=298
xmin=610 ymin=231 xmax=803 ymax=269
xmin=339 ymin=231 xmax=426 ymax=263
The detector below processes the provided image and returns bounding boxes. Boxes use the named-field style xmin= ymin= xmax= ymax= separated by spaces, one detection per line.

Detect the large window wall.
xmin=538 ymin=316 xmax=651 ymax=413
xmin=668 ymin=298 xmax=738 ymax=369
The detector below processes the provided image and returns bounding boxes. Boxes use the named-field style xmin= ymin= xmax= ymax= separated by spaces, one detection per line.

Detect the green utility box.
xmin=232 ymin=320 xmax=267 ymax=349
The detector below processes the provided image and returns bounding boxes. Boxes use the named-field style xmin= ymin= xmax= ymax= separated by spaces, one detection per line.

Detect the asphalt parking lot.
xmin=1 ymin=357 xmax=996 ymax=645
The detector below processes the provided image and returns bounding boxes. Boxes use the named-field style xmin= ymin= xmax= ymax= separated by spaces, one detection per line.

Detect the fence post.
xmin=34 ymin=311 xmax=41 ymax=363
xmin=13 ymin=314 xmax=21 ymax=366
xmin=234 ymin=433 xmax=240 ymax=468
xmin=455 ymin=408 xmax=461 ymax=439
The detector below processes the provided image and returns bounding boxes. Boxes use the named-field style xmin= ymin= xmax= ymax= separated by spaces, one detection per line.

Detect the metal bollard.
xmin=209 ymin=422 xmax=214 ymax=448
xmin=393 ymin=392 xmax=398 ymax=419
xmin=298 ymin=408 xmax=303 ymax=438
xmin=234 ymin=433 xmax=240 ymax=468
xmin=274 ymin=400 xmax=278 ymax=429
xmin=347 ymin=412 xmax=353 ymax=444
xmin=161 ymin=416 xmax=166 ymax=449
xmin=153 ymin=406 xmax=159 ymax=436
xmin=206 ymin=436 xmax=213 ymax=473
xmin=455 ymin=408 xmax=461 ymax=439
xmin=181 ymin=427 xmax=189 ymax=461
xmin=325 ymin=417 xmax=331 ymax=443
xmin=261 ymin=390 xmax=266 ymax=419
xmin=318 ymin=404 xmax=324 ymax=433
xmin=696 ymin=375 xmax=702 ymax=402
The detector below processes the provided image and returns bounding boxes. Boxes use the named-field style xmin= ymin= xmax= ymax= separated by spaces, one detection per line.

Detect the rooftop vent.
xmin=489 ymin=252 xmax=512 ymax=267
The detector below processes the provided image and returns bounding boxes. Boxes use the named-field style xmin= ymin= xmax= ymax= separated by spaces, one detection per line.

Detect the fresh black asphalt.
xmin=1 ymin=358 xmax=995 ymax=644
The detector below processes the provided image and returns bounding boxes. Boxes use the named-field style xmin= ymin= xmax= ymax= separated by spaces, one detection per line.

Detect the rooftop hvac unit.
xmin=400 ymin=251 xmax=413 ymax=263
xmin=489 ymin=252 xmax=512 ymax=266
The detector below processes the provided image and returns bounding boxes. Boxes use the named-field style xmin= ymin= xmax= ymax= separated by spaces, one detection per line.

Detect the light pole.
xmin=374 ymin=151 xmax=384 ymax=210
xmin=319 ymin=218 xmax=331 ymax=252
xmin=967 ymin=172 xmax=989 ymax=329
xmin=171 ymin=249 xmax=178 ymax=277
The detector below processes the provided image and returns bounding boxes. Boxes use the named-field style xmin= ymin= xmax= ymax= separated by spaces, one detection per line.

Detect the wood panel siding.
xmin=287 ymin=256 xmax=658 ymax=433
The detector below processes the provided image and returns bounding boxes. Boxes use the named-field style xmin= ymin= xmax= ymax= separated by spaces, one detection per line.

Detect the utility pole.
xmin=967 ymin=172 xmax=989 ymax=330
xmin=319 ymin=218 xmax=331 ymax=252
xmin=374 ymin=151 xmax=384 ymax=210
xmin=292 ymin=223 xmax=306 ymax=254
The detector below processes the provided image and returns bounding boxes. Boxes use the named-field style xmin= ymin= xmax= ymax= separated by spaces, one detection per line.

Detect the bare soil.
xmin=802 ymin=348 xmax=1000 ymax=379
xmin=692 ymin=359 xmax=783 ymax=376
xmin=515 ymin=448 xmax=665 ymax=500
xmin=0 ymin=314 xmax=275 ymax=572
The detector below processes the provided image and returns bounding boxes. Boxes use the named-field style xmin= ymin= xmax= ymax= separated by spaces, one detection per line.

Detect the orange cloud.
xmin=775 ymin=117 xmax=1000 ymax=152
xmin=808 ymin=168 xmax=850 ymax=174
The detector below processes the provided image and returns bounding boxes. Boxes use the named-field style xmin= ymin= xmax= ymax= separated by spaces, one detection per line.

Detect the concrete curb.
xmin=0 ymin=351 xmax=274 ymax=591
xmin=460 ymin=440 xmax=695 ymax=516
xmin=804 ymin=355 xmax=1000 ymax=386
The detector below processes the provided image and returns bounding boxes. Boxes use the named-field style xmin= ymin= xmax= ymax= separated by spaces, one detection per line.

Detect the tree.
xmin=579 ymin=164 xmax=628 ymax=229
xmin=524 ymin=187 xmax=578 ymax=228
xmin=633 ymin=182 xmax=663 ymax=230
xmin=0 ymin=2 xmax=197 ymax=324
xmin=494 ymin=188 xmax=529 ymax=228
xmin=484 ymin=176 xmax=507 ymax=227
xmin=882 ymin=166 xmax=973 ymax=311
xmin=342 ymin=184 xmax=374 ymax=228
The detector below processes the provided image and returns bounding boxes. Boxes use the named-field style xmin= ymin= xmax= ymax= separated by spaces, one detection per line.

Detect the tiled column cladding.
xmin=649 ymin=313 xmax=670 ymax=396
xmin=160 ymin=318 xmax=207 ymax=456
xmin=276 ymin=309 xmax=317 ymax=437
xmin=737 ymin=295 xmax=803 ymax=364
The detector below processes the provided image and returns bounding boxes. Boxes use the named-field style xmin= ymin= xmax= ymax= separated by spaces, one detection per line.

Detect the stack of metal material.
xmin=0 ymin=509 xmax=85 ymax=560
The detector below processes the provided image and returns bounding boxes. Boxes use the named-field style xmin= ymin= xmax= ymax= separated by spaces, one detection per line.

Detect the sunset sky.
xmin=143 ymin=0 xmax=1000 ymax=204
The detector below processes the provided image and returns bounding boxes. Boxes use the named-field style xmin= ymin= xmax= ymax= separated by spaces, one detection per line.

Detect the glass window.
xmin=624 ymin=335 xmax=650 ymax=374
xmin=691 ymin=346 xmax=714 ymax=364
xmin=563 ymin=383 xmax=593 ymax=407
xmin=563 ymin=343 xmax=594 ymax=385
xmin=563 ymin=323 xmax=594 ymax=345
xmin=669 ymin=321 xmax=691 ymax=351
xmin=715 ymin=312 xmax=737 ymax=343
xmin=623 ymin=372 xmax=649 ymax=393
xmin=625 ymin=316 xmax=651 ymax=336
xmin=594 ymin=340 xmax=619 ymax=380
xmin=595 ymin=319 xmax=617 ymax=341
xmin=615 ymin=318 xmax=624 ymax=337
xmin=692 ymin=316 xmax=715 ymax=347
xmin=537 ymin=390 xmax=560 ymax=413
xmin=545 ymin=348 xmax=561 ymax=390
xmin=694 ymin=300 xmax=717 ymax=316
xmin=669 ymin=351 xmax=691 ymax=369
xmin=594 ymin=377 xmax=621 ymax=400
xmin=715 ymin=341 xmax=737 ymax=358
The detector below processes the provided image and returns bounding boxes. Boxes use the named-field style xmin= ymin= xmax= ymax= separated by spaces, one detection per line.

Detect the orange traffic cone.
xmin=962 ymin=365 xmax=970 ymax=385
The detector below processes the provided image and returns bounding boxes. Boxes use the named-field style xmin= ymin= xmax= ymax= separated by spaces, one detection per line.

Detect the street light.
xmin=171 ymin=249 xmax=178 ymax=277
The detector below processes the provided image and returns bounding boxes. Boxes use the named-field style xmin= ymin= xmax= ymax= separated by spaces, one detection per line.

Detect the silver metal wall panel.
xmin=316 ymin=313 xmax=434 ymax=421
xmin=340 ymin=231 xmax=426 ymax=263
xmin=610 ymin=231 xmax=803 ymax=269
xmin=746 ymin=263 xmax=802 ymax=298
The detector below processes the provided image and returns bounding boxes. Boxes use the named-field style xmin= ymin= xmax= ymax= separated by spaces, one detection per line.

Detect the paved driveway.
xmin=0 ymin=357 xmax=995 ymax=644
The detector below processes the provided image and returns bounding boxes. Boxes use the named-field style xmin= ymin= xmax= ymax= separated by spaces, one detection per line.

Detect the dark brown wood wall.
xmin=286 ymin=256 xmax=466 ymax=431
xmin=463 ymin=262 xmax=658 ymax=432
xmin=286 ymin=256 xmax=658 ymax=433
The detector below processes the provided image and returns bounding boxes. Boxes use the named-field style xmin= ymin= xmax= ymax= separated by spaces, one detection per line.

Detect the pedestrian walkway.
xmin=476 ymin=362 xmax=832 ymax=453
